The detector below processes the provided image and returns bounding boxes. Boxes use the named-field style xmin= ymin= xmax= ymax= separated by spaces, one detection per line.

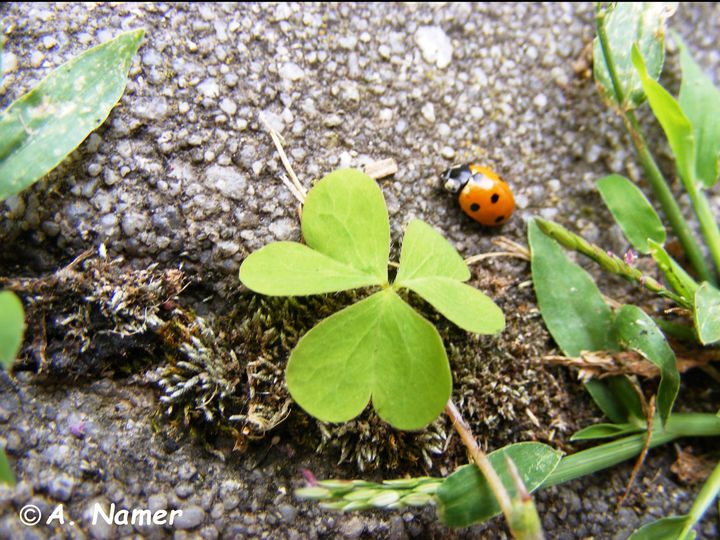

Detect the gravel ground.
xmin=1 ymin=2 xmax=719 ymax=538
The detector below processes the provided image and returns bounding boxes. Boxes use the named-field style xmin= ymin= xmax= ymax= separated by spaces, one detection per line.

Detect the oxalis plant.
xmin=529 ymin=3 xmax=720 ymax=538
xmin=240 ymin=169 xmax=565 ymax=539
xmin=239 ymin=168 xmax=505 ymax=430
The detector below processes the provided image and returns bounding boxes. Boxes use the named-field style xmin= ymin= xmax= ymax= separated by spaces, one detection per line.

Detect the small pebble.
xmin=48 ymin=474 xmax=75 ymax=502
xmin=174 ymin=505 xmax=205 ymax=530
xmin=338 ymin=35 xmax=357 ymax=50
xmin=30 ymin=51 xmax=45 ymax=68
xmin=339 ymin=516 xmax=365 ymax=539
xmin=197 ymin=78 xmax=220 ymax=98
xmin=2 ymin=52 xmax=18 ymax=73
xmin=42 ymin=35 xmax=57 ymax=49
xmin=421 ymin=103 xmax=435 ymax=123
xmin=441 ymin=146 xmax=455 ymax=159
xmin=533 ymin=93 xmax=548 ymax=109
xmin=279 ymin=62 xmax=305 ymax=81
xmin=219 ymin=97 xmax=237 ymax=116
xmin=415 ymin=26 xmax=453 ymax=68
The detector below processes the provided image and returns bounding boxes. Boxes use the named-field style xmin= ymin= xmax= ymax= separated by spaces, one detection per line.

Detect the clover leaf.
xmin=394 ymin=219 xmax=503 ymax=334
xmin=286 ymin=288 xmax=451 ymax=430
xmin=240 ymin=169 xmax=389 ymax=295
xmin=240 ymin=169 xmax=505 ymax=430
xmin=301 ymin=169 xmax=389 ymax=283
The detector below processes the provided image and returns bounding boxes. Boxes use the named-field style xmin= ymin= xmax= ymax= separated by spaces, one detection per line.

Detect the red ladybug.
xmin=440 ymin=164 xmax=515 ymax=226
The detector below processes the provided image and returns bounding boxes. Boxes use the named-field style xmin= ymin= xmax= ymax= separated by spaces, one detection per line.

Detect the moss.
xmin=4 ymin=253 xmax=185 ymax=377
xmin=6 ymin=252 xmax=577 ymax=472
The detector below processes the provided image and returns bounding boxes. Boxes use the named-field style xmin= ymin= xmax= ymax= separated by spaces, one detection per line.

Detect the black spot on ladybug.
xmin=495 ymin=215 xmax=504 ymax=223
xmin=491 ymin=193 xmax=500 ymax=203
xmin=470 ymin=203 xmax=480 ymax=212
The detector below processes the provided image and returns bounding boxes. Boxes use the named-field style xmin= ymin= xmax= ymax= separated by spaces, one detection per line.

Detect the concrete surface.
xmin=1 ymin=3 xmax=719 ymax=538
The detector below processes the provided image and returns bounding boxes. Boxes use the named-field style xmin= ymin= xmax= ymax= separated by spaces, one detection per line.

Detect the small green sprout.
xmin=240 ymin=169 xmax=504 ymax=430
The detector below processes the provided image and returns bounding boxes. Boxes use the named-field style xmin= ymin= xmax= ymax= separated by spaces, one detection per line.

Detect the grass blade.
xmin=0 ymin=29 xmax=144 ymax=200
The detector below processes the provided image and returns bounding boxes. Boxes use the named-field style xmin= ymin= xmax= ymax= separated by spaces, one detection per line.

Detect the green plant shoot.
xmin=529 ymin=222 xmax=681 ymax=426
xmin=437 ymin=442 xmax=562 ymax=527
xmin=613 ymin=305 xmax=679 ymax=427
xmin=572 ymin=376 xmax=647 ymax=441
xmin=528 ymin=219 xmax=616 ymax=357
xmin=694 ymin=283 xmax=720 ymax=345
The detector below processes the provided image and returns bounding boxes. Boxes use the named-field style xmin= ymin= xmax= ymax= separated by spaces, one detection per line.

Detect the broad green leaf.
xmin=594 ymin=3 xmax=676 ymax=109
xmin=0 ymin=29 xmax=145 ymax=201
xmin=239 ymin=242 xmax=383 ymax=295
xmin=286 ymin=288 xmax=451 ymax=430
xmin=437 ymin=442 xmax=563 ymax=527
xmin=0 ymin=291 xmax=24 ymax=370
xmin=571 ymin=422 xmax=646 ymax=441
xmin=614 ymin=305 xmax=679 ymax=426
xmin=596 ymin=174 xmax=665 ymax=253
xmin=648 ymin=239 xmax=699 ymax=302
xmin=402 ymin=277 xmax=504 ymax=335
xmin=585 ymin=376 xmax=645 ymax=425
xmin=627 ymin=516 xmax=694 ymax=540
xmin=0 ymin=449 xmax=14 ymax=486
xmin=694 ymin=282 xmax=720 ymax=345
xmin=529 ymin=219 xmax=617 ymax=357
xmin=678 ymin=35 xmax=720 ymax=188
xmin=301 ymin=169 xmax=389 ymax=284
xmin=395 ymin=219 xmax=469 ymax=283
xmin=633 ymin=44 xmax=697 ymax=185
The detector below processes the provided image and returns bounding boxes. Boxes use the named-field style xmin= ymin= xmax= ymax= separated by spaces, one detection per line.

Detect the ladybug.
xmin=440 ymin=163 xmax=515 ymax=226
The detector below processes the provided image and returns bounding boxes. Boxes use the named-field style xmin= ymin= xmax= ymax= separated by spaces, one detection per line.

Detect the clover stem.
xmin=444 ymin=399 xmax=515 ymax=534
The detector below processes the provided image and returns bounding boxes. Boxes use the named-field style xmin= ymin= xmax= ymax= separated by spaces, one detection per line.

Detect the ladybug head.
xmin=440 ymin=164 xmax=472 ymax=194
